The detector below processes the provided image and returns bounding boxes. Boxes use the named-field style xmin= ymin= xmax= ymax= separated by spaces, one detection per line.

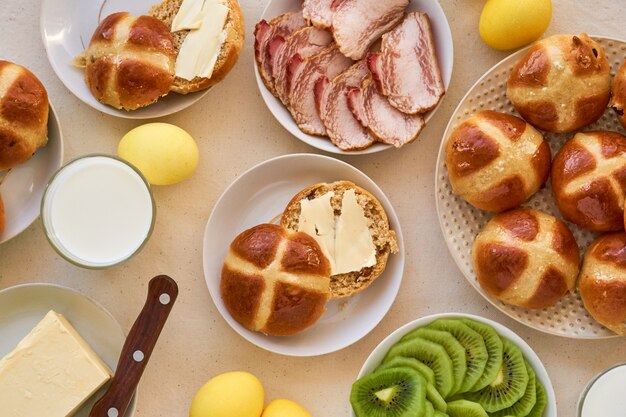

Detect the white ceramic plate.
xmin=351 ymin=313 xmax=557 ymax=417
xmin=0 ymin=105 xmax=63 ymax=244
xmin=203 ymin=153 xmax=405 ymax=356
xmin=435 ymin=36 xmax=626 ymax=339
xmin=255 ymin=0 xmax=454 ymax=155
xmin=0 ymin=283 xmax=137 ymax=417
xmin=40 ymin=0 xmax=212 ymax=119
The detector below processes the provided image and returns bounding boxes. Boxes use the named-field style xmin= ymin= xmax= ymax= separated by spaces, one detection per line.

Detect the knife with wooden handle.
xmin=90 ymin=275 xmax=178 ymax=417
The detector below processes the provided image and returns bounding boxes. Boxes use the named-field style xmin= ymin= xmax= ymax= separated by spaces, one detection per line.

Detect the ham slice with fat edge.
xmin=302 ymin=0 xmax=334 ymax=29
xmin=368 ymin=12 xmax=445 ymax=115
xmin=331 ymin=0 xmax=409 ymax=60
xmin=254 ymin=12 xmax=307 ymax=95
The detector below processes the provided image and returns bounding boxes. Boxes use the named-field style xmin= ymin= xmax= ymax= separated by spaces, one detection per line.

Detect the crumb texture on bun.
xmin=579 ymin=232 xmax=626 ymax=335
xmin=74 ymin=12 xmax=176 ymax=110
xmin=149 ymin=0 xmax=245 ymax=94
xmin=445 ymin=110 xmax=551 ymax=212
xmin=220 ymin=224 xmax=331 ymax=336
xmin=472 ymin=208 xmax=579 ymax=309
xmin=281 ymin=181 xmax=398 ymax=299
xmin=507 ymin=33 xmax=611 ymax=133
xmin=0 ymin=60 xmax=48 ymax=170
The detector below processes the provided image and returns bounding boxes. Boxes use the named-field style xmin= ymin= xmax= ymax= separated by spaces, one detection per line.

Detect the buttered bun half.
xmin=281 ymin=181 xmax=399 ymax=299
xmin=0 ymin=61 xmax=48 ymax=170
xmin=149 ymin=0 xmax=245 ymax=94
xmin=579 ymin=232 xmax=626 ymax=335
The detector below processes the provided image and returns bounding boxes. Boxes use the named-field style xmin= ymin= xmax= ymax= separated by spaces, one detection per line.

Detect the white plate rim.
xmin=0 ymin=102 xmax=64 ymax=244
xmin=39 ymin=0 xmax=213 ymax=120
xmin=202 ymin=153 xmax=405 ymax=356
xmin=254 ymin=0 xmax=455 ymax=155
xmin=434 ymin=35 xmax=626 ymax=339
xmin=0 ymin=282 xmax=138 ymax=416
xmin=351 ymin=312 xmax=557 ymax=417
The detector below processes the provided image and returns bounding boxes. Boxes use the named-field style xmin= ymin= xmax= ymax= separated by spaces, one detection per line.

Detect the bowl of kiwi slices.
xmin=349 ymin=313 xmax=556 ymax=417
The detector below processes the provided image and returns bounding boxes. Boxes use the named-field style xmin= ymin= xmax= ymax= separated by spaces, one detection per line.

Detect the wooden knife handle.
xmin=90 ymin=275 xmax=178 ymax=417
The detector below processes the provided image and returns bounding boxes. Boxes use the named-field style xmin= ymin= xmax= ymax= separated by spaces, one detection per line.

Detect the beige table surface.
xmin=1 ymin=0 xmax=625 ymax=416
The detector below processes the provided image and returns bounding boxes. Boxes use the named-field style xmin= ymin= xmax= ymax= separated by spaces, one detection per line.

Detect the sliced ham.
xmin=254 ymin=12 xmax=307 ymax=95
xmin=317 ymin=60 xmax=376 ymax=150
xmin=302 ymin=0 xmax=334 ymax=29
xmin=287 ymin=45 xmax=352 ymax=136
xmin=331 ymin=0 xmax=408 ymax=60
xmin=271 ymin=27 xmax=333 ymax=105
xmin=347 ymin=77 xmax=425 ymax=147
xmin=368 ymin=12 xmax=444 ymax=115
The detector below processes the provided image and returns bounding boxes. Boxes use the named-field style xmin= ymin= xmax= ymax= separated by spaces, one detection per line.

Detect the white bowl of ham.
xmin=254 ymin=0 xmax=453 ymax=154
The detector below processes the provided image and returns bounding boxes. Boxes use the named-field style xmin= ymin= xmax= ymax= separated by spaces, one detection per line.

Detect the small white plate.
xmin=202 ymin=153 xmax=405 ymax=356
xmin=0 ymin=283 xmax=137 ymax=417
xmin=255 ymin=0 xmax=454 ymax=154
xmin=0 ymin=104 xmax=63 ymax=244
xmin=40 ymin=0 xmax=211 ymax=119
xmin=351 ymin=313 xmax=557 ymax=417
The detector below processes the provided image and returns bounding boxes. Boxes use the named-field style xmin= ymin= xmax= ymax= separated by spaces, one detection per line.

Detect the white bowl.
xmin=351 ymin=313 xmax=557 ymax=417
xmin=0 ymin=104 xmax=63 ymax=244
xmin=0 ymin=283 xmax=137 ymax=417
xmin=40 ymin=0 xmax=212 ymax=119
xmin=202 ymin=153 xmax=405 ymax=356
xmin=255 ymin=0 xmax=454 ymax=154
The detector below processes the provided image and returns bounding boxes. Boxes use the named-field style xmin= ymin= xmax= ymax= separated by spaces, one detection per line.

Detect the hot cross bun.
xmin=552 ymin=131 xmax=626 ymax=232
xmin=0 ymin=61 xmax=48 ymax=170
xmin=220 ymin=224 xmax=331 ymax=336
xmin=579 ymin=232 xmax=626 ymax=335
xmin=507 ymin=33 xmax=611 ymax=133
xmin=610 ymin=59 xmax=626 ymax=130
xmin=75 ymin=12 xmax=175 ymax=110
xmin=445 ymin=110 xmax=551 ymax=212
xmin=472 ymin=208 xmax=580 ymax=309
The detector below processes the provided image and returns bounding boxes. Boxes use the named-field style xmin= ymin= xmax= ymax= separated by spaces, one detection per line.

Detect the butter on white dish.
xmin=173 ymin=0 xmax=229 ymax=81
xmin=297 ymin=189 xmax=377 ymax=275
xmin=0 ymin=310 xmax=112 ymax=417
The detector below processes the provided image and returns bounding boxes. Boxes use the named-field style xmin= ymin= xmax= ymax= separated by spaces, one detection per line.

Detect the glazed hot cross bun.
xmin=0 ymin=60 xmax=48 ymax=170
xmin=472 ymin=208 xmax=580 ymax=309
xmin=579 ymin=232 xmax=626 ymax=335
xmin=507 ymin=33 xmax=611 ymax=133
xmin=74 ymin=12 xmax=176 ymax=110
xmin=552 ymin=131 xmax=626 ymax=232
xmin=445 ymin=110 xmax=551 ymax=212
xmin=220 ymin=224 xmax=331 ymax=336
xmin=610 ymin=59 xmax=626 ymax=130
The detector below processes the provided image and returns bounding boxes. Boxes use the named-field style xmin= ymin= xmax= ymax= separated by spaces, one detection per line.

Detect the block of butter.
xmin=0 ymin=310 xmax=113 ymax=417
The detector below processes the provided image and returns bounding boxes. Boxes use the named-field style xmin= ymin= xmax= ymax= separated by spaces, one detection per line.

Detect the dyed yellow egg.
xmin=189 ymin=372 xmax=264 ymax=417
xmin=262 ymin=399 xmax=313 ymax=417
xmin=479 ymin=0 xmax=552 ymax=50
xmin=118 ymin=123 xmax=199 ymax=185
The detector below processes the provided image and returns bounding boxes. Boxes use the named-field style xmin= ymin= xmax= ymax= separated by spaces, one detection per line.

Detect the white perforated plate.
xmin=436 ymin=36 xmax=626 ymax=339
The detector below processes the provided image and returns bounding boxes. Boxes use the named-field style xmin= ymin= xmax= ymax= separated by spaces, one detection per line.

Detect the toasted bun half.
xmin=149 ymin=0 xmax=245 ymax=94
xmin=281 ymin=181 xmax=399 ymax=299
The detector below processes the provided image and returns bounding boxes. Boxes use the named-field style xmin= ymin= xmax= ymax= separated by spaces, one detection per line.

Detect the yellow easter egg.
xmin=262 ymin=399 xmax=313 ymax=417
xmin=479 ymin=0 xmax=552 ymax=50
xmin=118 ymin=123 xmax=199 ymax=185
xmin=189 ymin=371 xmax=264 ymax=417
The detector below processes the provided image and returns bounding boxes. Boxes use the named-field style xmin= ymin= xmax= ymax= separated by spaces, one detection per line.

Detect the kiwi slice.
xmin=426 ymin=382 xmax=448 ymax=413
xmin=350 ymin=367 xmax=426 ymax=417
xmin=462 ymin=319 xmax=504 ymax=392
xmin=426 ymin=319 xmax=489 ymax=393
xmin=446 ymin=400 xmax=488 ymax=417
xmin=408 ymin=329 xmax=468 ymax=395
xmin=434 ymin=412 xmax=449 ymax=417
xmin=377 ymin=356 xmax=436 ymax=384
xmin=526 ymin=379 xmax=547 ymax=417
xmin=464 ymin=338 xmax=529 ymax=412
xmin=426 ymin=400 xmax=436 ymax=417
xmin=491 ymin=361 xmax=537 ymax=417
xmin=384 ymin=338 xmax=455 ymax=398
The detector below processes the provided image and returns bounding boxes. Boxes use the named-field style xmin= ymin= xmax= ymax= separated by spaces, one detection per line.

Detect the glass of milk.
xmin=578 ymin=363 xmax=626 ymax=417
xmin=41 ymin=155 xmax=155 ymax=268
